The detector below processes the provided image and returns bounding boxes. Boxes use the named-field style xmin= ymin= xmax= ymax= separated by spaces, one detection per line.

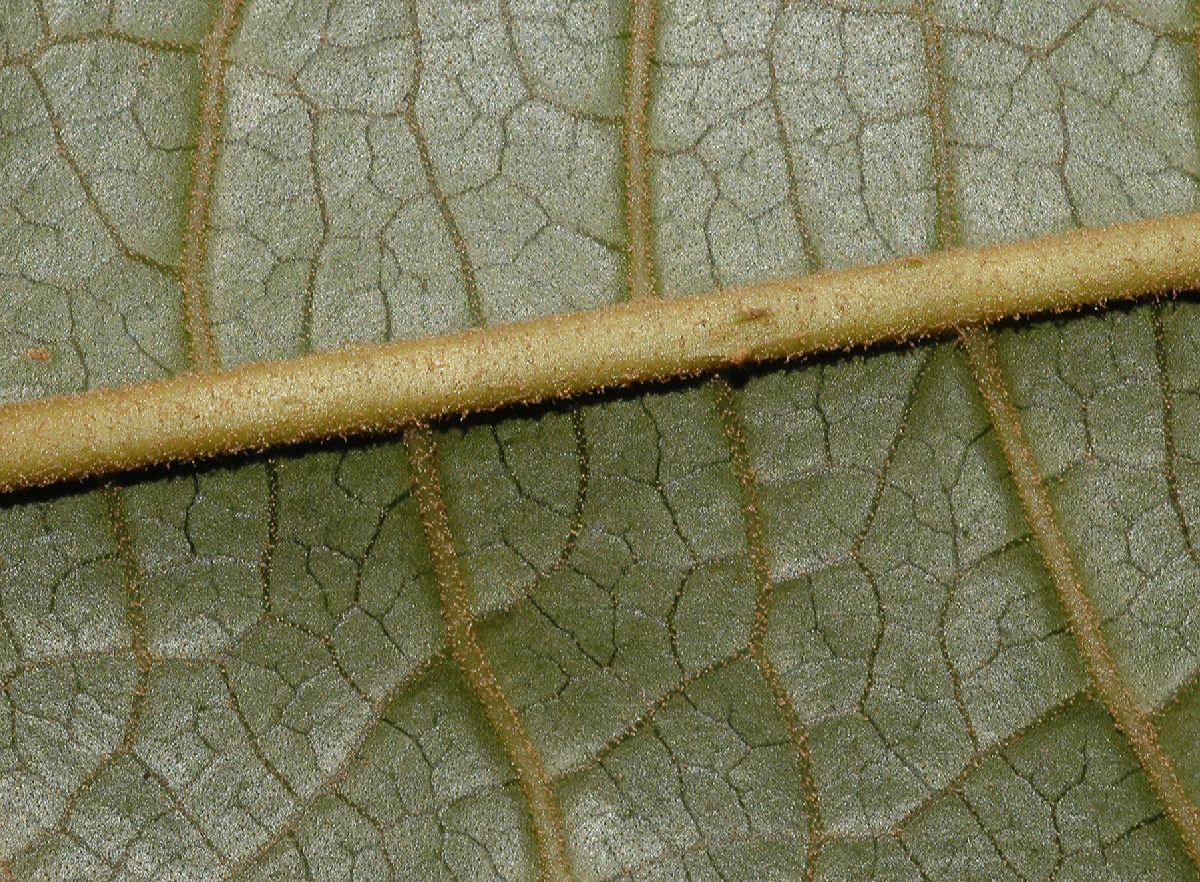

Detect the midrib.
xmin=3 ymin=209 xmax=1200 ymax=494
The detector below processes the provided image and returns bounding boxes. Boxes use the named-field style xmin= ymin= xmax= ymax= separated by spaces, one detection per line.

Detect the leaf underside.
xmin=4 ymin=1 xmax=1200 ymax=881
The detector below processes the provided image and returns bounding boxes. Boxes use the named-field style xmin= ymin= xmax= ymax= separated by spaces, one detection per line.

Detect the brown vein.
xmin=216 ymin=659 xmax=299 ymax=805
xmin=5 ymin=30 xmax=196 ymax=70
xmin=712 ymin=377 xmax=825 ymax=879
xmin=915 ymin=2 xmax=1200 ymax=865
xmin=765 ymin=19 xmax=819 ymax=272
xmin=962 ymin=331 xmax=1200 ymax=867
xmin=630 ymin=4 xmax=844 ymax=870
xmin=225 ymin=651 xmax=445 ymax=879
xmin=31 ymin=0 xmax=49 ymax=35
xmin=408 ymin=5 xmax=485 ymax=327
xmin=300 ymin=98 xmax=329 ymax=354
xmin=106 ymin=485 xmax=153 ymax=722
xmin=497 ymin=0 xmax=619 ymax=126
xmin=1156 ymin=663 xmax=1200 ymax=722
xmin=11 ymin=486 xmax=153 ymax=865
xmin=913 ymin=0 xmax=957 ymax=248
xmin=622 ymin=0 xmax=658 ymax=301
xmin=891 ymin=687 xmax=1089 ymax=834
xmin=551 ymin=648 xmax=750 ymax=783
xmin=75 ymin=486 xmax=152 ymax=794
xmin=1152 ymin=310 xmax=1200 ymax=568
xmin=27 ymin=68 xmax=176 ymax=279
xmin=400 ymin=28 xmax=567 ymax=873
xmin=600 ymin=830 xmax=808 ymax=882
xmin=553 ymin=410 xmax=591 ymax=577
xmin=405 ymin=427 xmax=572 ymax=882
xmin=181 ymin=0 xmax=246 ymax=370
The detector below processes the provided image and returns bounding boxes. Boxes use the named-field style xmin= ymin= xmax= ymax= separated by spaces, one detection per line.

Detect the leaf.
xmin=3 ymin=1 xmax=1200 ymax=881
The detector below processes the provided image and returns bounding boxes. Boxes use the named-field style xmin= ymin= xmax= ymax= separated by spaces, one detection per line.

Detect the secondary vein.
xmin=405 ymin=428 xmax=572 ymax=882
xmin=962 ymin=330 xmax=1200 ymax=867
xmin=11 ymin=487 xmax=154 ymax=867
xmin=622 ymin=0 xmax=658 ymax=302
xmin=621 ymin=10 xmax=825 ymax=867
xmin=913 ymin=5 xmax=1200 ymax=864
xmin=712 ymin=377 xmax=826 ymax=877
xmin=181 ymin=0 xmax=246 ymax=371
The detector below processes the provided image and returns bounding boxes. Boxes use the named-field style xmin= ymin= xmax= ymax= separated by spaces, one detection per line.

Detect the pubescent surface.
xmin=3 ymin=0 xmax=1200 ymax=879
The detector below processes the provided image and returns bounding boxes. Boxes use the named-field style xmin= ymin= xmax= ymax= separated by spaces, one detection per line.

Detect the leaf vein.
xmin=963 ymin=330 xmax=1200 ymax=869
xmin=916 ymin=4 xmax=1200 ymax=864
xmin=712 ymin=377 xmax=826 ymax=879
xmin=181 ymin=0 xmax=246 ymax=370
xmin=621 ymin=0 xmax=658 ymax=302
xmin=405 ymin=427 xmax=572 ymax=882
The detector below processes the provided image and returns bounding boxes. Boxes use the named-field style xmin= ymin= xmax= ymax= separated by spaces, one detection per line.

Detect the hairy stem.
xmin=4 ymin=210 xmax=1200 ymax=494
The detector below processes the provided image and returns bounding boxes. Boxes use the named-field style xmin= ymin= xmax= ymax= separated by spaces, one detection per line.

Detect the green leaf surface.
xmin=3 ymin=0 xmax=1200 ymax=880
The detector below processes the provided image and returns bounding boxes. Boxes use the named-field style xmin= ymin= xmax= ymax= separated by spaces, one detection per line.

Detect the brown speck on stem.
xmin=25 ymin=347 xmax=50 ymax=362
xmin=735 ymin=307 xmax=773 ymax=324
xmin=0 ymin=210 xmax=1199 ymax=495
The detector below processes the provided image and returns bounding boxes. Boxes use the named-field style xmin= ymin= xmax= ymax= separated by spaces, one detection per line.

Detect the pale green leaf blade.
xmin=3 ymin=0 xmax=1200 ymax=880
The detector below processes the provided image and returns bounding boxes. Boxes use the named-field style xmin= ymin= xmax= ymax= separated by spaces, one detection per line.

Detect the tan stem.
xmin=4 ymin=210 xmax=1200 ymax=494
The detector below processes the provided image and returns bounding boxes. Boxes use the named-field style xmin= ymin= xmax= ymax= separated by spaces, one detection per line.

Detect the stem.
xmin=5 ymin=210 xmax=1200 ymax=494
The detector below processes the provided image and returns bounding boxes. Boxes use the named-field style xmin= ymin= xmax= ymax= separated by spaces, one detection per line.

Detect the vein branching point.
xmin=4 ymin=210 xmax=1200 ymax=495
